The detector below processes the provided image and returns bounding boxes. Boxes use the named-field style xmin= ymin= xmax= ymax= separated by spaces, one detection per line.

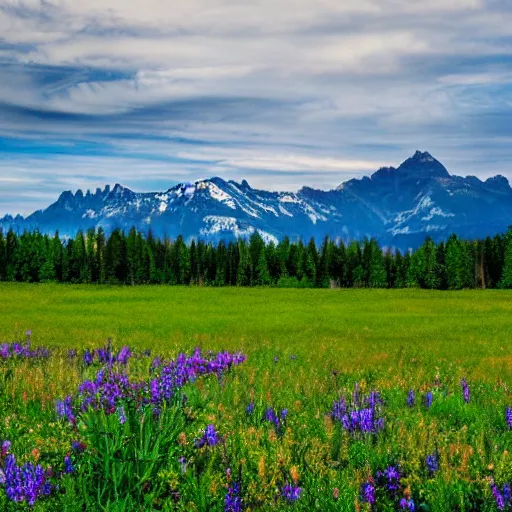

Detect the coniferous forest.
xmin=1 ymin=226 xmax=512 ymax=289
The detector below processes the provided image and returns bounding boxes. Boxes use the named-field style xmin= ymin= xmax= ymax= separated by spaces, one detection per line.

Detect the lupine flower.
xmin=56 ymin=349 xmax=246 ymax=424
xmin=67 ymin=349 xmax=77 ymax=359
xmin=461 ymin=378 xmax=470 ymax=404
xmin=116 ymin=346 xmax=132 ymax=365
xmin=378 ymin=465 xmax=401 ymax=493
xmin=225 ymin=482 xmax=243 ymax=511
xmin=178 ymin=456 xmax=187 ymax=474
xmin=0 ymin=342 xmax=49 ymax=360
xmin=246 ymin=402 xmax=255 ymax=415
xmin=117 ymin=406 xmax=127 ymax=425
xmin=426 ymin=452 xmax=439 ymax=474
xmin=360 ymin=479 xmax=375 ymax=505
xmin=423 ymin=392 xmax=433 ymax=408
xmin=2 ymin=440 xmax=11 ymax=456
xmin=64 ymin=455 xmax=74 ymax=474
xmin=264 ymin=407 xmax=287 ymax=436
xmin=83 ymin=349 xmax=93 ymax=366
xmin=281 ymin=483 xmax=302 ymax=503
xmin=71 ymin=441 xmax=86 ymax=454
xmin=56 ymin=395 xmax=75 ymax=425
xmin=505 ymin=408 xmax=512 ymax=430
xmin=196 ymin=424 xmax=219 ymax=448
xmin=407 ymin=390 xmax=415 ymax=407
xmin=3 ymin=453 xmax=52 ymax=506
xmin=400 ymin=498 xmax=415 ymax=510
xmin=491 ymin=481 xmax=506 ymax=511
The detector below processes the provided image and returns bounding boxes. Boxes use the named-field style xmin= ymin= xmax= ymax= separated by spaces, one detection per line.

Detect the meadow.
xmin=1 ymin=284 xmax=512 ymax=510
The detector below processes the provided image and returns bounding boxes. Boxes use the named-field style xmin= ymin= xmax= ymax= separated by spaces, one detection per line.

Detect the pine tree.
xmin=500 ymin=228 xmax=512 ymax=288
xmin=367 ymin=239 xmax=387 ymax=288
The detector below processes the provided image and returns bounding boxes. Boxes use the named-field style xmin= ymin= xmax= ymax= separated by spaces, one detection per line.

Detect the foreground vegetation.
xmin=1 ymin=285 xmax=512 ymax=510
xmin=2 ymin=227 xmax=512 ymax=289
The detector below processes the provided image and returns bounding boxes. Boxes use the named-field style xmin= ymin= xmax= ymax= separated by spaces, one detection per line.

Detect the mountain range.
xmin=1 ymin=151 xmax=511 ymax=250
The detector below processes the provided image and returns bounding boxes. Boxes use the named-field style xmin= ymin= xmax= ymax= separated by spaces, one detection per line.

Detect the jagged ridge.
xmin=1 ymin=151 xmax=511 ymax=250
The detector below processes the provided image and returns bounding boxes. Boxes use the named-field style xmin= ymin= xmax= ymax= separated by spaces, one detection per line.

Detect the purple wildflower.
xmin=3 ymin=454 xmax=52 ymax=506
xmin=426 ymin=452 xmax=439 ymax=474
xmin=360 ymin=479 xmax=375 ymax=505
xmin=64 ymin=455 xmax=74 ymax=474
xmin=281 ymin=483 xmax=302 ymax=503
xmin=83 ymin=349 xmax=94 ymax=366
xmin=225 ymin=482 xmax=243 ymax=511
xmin=461 ymin=378 xmax=470 ymax=404
xmin=378 ymin=465 xmax=401 ymax=493
xmin=400 ymin=498 xmax=415 ymax=510
xmin=117 ymin=406 xmax=127 ymax=425
xmin=2 ymin=440 xmax=11 ymax=456
xmin=196 ymin=424 xmax=219 ymax=448
xmin=246 ymin=402 xmax=255 ymax=415
xmin=407 ymin=390 xmax=415 ymax=407
xmin=506 ymin=408 xmax=512 ymax=430
xmin=423 ymin=391 xmax=433 ymax=408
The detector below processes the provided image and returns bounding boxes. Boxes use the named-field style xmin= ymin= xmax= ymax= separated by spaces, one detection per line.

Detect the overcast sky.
xmin=1 ymin=0 xmax=511 ymax=215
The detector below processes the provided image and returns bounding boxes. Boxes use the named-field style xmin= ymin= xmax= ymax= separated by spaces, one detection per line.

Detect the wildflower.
xmin=290 ymin=354 xmax=297 ymax=361
xmin=505 ymin=407 xmax=512 ymax=429
xmin=461 ymin=378 xmax=470 ymax=404
xmin=491 ymin=481 xmax=506 ymax=510
xmin=116 ymin=346 xmax=131 ymax=365
xmin=225 ymin=482 xmax=243 ymax=511
xmin=426 ymin=452 xmax=439 ymax=474
xmin=423 ymin=391 xmax=433 ymax=408
xmin=400 ymin=498 xmax=415 ymax=510
xmin=3 ymin=454 xmax=52 ymax=506
xmin=281 ymin=483 xmax=302 ymax=503
xmin=83 ymin=349 xmax=94 ymax=366
xmin=2 ymin=440 xmax=11 ymax=456
xmin=264 ymin=407 xmax=287 ymax=435
xmin=333 ymin=487 xmax=339 ymax=501
xmin=178 ymin=456 xmax=187 ymax=474
xmin=71 ymin=441 xmax=86 ymax=454
xmin=407 ymin=390 xmax=415 ymax=407
xmin=196 ymin=424 xmax=219 ymax=448
xmin=378 ymin=465 xmax=401 ymax=493
xmin=67 ymin=349 xmax=77 ymax=359
xmin=360 ymin=479 xmax=375 ymax=505
xmin=64 ymin=455 xmax=74 ymax=474
xmin=273 ymin=356 xmax=279 ymax=364
xmin=56 ymin=395 xmax=75 ymax=425
xmin=117 ymin=406 xmax=127 ymax=425
xmin=246 ymin=402 xmax=255 ymax=415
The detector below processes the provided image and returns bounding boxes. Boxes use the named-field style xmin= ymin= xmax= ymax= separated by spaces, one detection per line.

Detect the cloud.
xmin=0 ymin=0 xmax=511 ymax=214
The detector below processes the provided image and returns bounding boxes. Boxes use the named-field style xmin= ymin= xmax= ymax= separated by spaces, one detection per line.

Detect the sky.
xmin=0 ymin=0 xmax=511 ymax=216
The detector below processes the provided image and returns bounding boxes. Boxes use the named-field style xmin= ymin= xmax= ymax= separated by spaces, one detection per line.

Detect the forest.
xmin=0 ymin=227 xmax=511 ymax=289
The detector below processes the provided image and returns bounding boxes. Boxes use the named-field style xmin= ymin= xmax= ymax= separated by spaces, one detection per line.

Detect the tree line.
xmin=1 ymin=227 xmax=512 ymax=289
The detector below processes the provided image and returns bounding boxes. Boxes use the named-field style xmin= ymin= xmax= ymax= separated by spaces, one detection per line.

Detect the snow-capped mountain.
xmin=1 ymin=151 xmax=511 ymax=250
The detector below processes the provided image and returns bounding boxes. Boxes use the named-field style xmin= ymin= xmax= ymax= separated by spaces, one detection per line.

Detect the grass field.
xmin=2 ymin=284 xmax=512 ymax=379
xmin=1 ymin=284 xmax=512 ymax=510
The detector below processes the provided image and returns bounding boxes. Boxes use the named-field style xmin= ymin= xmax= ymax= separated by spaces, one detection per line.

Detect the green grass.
xmin=2 ymin=284 xmax=512 ymax=511
xmin=1 ymin=284 xmax=512 ymax=379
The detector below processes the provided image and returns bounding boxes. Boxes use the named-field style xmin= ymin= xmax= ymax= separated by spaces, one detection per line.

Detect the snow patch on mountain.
xmin=421 ymin=207 xmax=455 ymax=221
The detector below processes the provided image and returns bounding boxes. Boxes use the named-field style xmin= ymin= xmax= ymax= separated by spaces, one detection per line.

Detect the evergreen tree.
xmin=367 ymin=239 xmax=387 ymax=288
xmin=500 ymin=228 xmax=512 ymax=288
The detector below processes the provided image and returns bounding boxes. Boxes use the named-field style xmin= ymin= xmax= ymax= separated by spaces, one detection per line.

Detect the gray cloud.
xmin=0 ymin=0 xmax=511 ymax=214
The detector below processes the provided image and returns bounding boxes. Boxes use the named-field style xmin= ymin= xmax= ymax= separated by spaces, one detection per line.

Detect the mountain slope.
xmin=1 ymin=151 xmax=511 ymax=250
